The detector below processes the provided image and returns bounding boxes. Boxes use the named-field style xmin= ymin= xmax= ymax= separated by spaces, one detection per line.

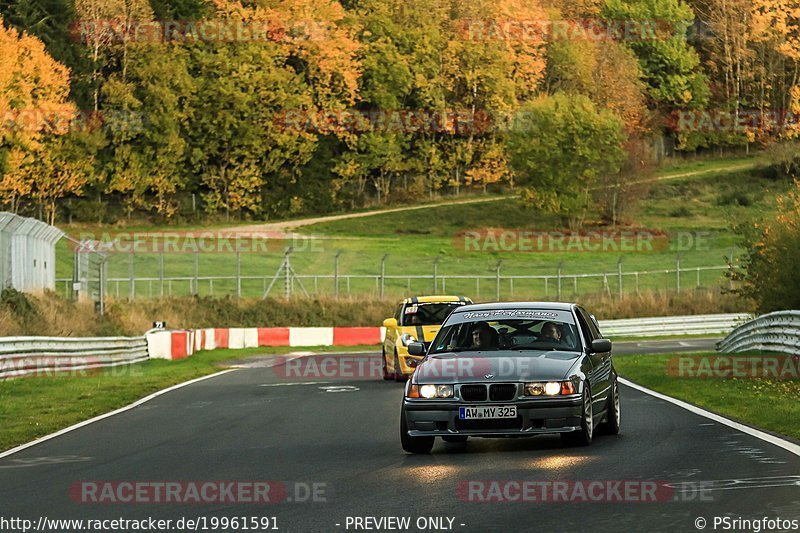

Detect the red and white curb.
xmin=146 ymin=327 xmax=385 ymax=360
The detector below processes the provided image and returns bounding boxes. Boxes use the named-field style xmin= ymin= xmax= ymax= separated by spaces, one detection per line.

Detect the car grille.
xmin=459 ymin=384 xmax=487 ymax=401
xmin=455 ymin=417 xmax=523 ymax=431
xmin=489 ymin=384 xmax=518 ymax=401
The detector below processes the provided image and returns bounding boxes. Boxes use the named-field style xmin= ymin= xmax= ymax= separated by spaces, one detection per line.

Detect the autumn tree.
xmin=507 ymin=93 xmax=627 ymax=228
xmin=0 ymin=16 xmax=78 ymax=214
xmin=73 ymin=0 xmax=155 ymax=110
xmin=189 ymin=0 xmax=359 ymax=218
xmin=101 ymin=42 xmax=193 ymax=217
xmin=603 ymin=0 xmax=709 ymax=110
xmin=732 ymin=180 xmax=800 ymax=312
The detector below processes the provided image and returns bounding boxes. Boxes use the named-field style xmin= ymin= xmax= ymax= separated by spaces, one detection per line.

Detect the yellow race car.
xmin=382 ymin=295 xmax=473 ymax=381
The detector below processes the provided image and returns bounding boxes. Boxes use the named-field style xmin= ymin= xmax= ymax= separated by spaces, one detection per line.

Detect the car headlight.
xmin=400 ymin=333 xmax=418 ymax=346
xmin=407 ymin=384 xmax=454 ymax=399
xmin=524 ymin=381 xmax=577 ymax=396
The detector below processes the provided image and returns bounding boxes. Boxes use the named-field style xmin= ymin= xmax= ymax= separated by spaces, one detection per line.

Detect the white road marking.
xmin=319 ymin=386 xmax=359 ymax=393
xmin=620 ymin=377 xmax=800 ymax=457
xmin=0 ymin=456 xmax=91 ymax=469
xmin=260 ymin=381 xmax=331 ymax=387
xmin=666 ymin=475 xmax=800 ymax=491
xmin=0 ymin=369 xmax=238 ymax=460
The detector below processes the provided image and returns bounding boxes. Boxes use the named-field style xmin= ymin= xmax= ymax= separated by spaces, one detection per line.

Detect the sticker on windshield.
xmin=454 ymin=309 xmax=575 ymax=324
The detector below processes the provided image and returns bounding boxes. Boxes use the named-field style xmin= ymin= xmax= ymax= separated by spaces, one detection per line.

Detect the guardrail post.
xmin=236 ymin=247 xmax=242 ymax=299
xmin=99 ymin=258 xmax=107 ymax=315
xmin=557 ymin=262 xmax=563 ymax=300
xmin=728 ymin=247 xmax=735 ymax=289
xmin=380 ymin=254 xmax=388 ymax=298
xmin=193 ymin=250 xmax=199 ymax=296
xmin=128 ymin=251 xmax=135 ymax=300
xmin=159 ymin=251 xmax=164 ymax=297
xmin=495 ymin=260 xmax=503 ymax=300
xmin=334 ymin=251 xmax=342 ymax=297
xmin=433 ymin=256 xmax=442 ymax=293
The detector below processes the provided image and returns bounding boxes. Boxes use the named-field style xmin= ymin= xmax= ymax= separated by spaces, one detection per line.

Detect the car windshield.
xmin=401 ymin=303 xmax=462 ymax=326
xmin=429 ymin=311 xmax=582 ymax=354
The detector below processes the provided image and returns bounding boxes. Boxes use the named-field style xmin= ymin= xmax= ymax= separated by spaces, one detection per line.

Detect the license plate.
xmin=459 ymin=405 xmax=517 ymax=420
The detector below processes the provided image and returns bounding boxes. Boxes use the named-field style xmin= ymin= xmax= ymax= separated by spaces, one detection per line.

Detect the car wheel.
xmin=562 ymin=383 xmax=593 ymax=446
xmin=441 ymin=435 xmax=468 ymax=443
xmin=381 ymin=349 xmax=392 ymax=381
xmin=393 ymin=351 xmax=406 ymax=382
xmin=400 ymin=406 xmax=434 ymax=454
xmin=600 ymin=379 xmax=621 ymax=435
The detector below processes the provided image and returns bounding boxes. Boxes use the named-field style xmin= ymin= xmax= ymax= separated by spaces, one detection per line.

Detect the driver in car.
xmin=539 ymin=321 xmax=563 ymax=343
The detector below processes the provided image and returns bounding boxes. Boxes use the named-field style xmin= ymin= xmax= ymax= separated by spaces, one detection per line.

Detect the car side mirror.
xmin=383 ymin=318 xmax=398 ymax=328
xmin=407 ymin=342 xmax=426 ymax=356
xmin=590 ymin=338 xmax=612 ymax=353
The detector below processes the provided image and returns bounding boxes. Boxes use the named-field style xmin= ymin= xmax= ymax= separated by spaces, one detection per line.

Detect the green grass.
xmin=650 ymin=153 xmax=768 ymax=180
xmin=0 ymin=344 xmax=379 ymax=452
xmin=610 ymin=333 xmax=724 ymax=342
xmin=615 ymin=352 xmax=800 ymax=440
xmin=52 ymin=154 xmax=785 ymax=301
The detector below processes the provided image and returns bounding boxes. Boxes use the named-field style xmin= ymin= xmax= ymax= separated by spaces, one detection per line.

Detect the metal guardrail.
xmin=0 ymin=312 xmax=756 ymax=379
xmin=0 ymin=336 xmax=149 ymax=379
xmin=600 ymin=313 xmax=751 ymax=337
xmin=717 ymin=311 xmax=800 ymax=355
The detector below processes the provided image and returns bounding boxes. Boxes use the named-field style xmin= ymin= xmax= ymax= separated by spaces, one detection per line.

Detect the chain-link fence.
xmin=54 ymin=248 xmax=733 ymax=301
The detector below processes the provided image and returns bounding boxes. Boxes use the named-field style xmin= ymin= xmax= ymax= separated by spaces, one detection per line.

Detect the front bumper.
xmin=403 ymin=396 xmax=583 ymax=437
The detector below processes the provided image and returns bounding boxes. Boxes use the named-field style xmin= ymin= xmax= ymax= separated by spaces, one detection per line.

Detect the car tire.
xmin=381 ymin=349 xmax=392 ymax=381
xmin=441 ymin=435 xmax=468 ymax=443
xmin=599 ymin=379 xmax=621 ymax=435
xmin=393 ymin=351 xmax=406 ymax=382
xmin=562 ymin=383 xmax=593 ymax=447
xmin=400 ymin=406 xmax=434 ymax=454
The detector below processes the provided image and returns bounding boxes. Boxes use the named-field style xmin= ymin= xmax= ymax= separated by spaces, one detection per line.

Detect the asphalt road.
xmin=1 ymin=342 xmax=798 ymax=533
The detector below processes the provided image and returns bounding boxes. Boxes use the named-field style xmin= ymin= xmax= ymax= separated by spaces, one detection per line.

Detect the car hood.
xmin=398 ymin=325 xmax=441 ymax=343
xmin=413 ymin=350 xmax=582 ymax=384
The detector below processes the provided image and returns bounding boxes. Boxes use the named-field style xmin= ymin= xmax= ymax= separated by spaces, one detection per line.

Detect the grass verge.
xmin=0 ymin=344 xmax=379 ymax=453
xmin=615 ymin=352 xmax=800 ymax=441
